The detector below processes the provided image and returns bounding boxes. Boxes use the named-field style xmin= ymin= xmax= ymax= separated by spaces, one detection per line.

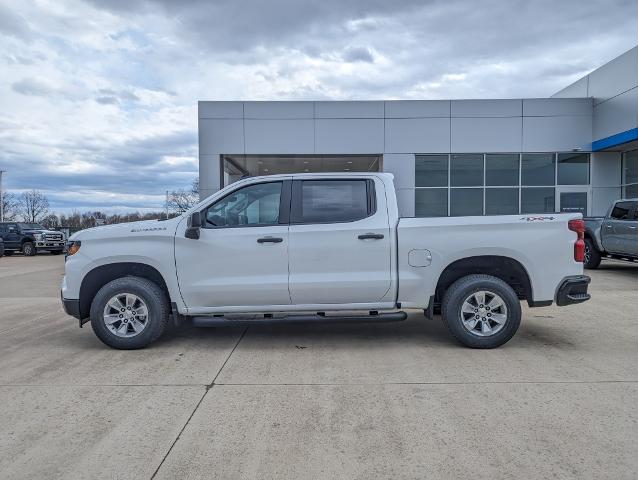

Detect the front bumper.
xmin=556 ymin=275 xmax=591 ymax=306
xmin=61 ymin=294 xmax=81 ymax=320
xmin=36 ymin=241 xmax=65 ymax=249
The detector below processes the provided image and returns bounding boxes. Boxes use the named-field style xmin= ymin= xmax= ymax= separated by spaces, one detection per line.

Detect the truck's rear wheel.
xmin=441 ymin=274 xmax=521 ymax=348
xmin=90 ymin=276 xmax=169 ymax=349
xmin=22 ymin=242 xmax=36 ymax=256
xmin=584 ymin=238 xmax=601 ymax=269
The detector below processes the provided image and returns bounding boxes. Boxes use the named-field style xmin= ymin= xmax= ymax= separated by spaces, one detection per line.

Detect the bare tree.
xmin=17 ymin=190 xmax=50 ymax=222
xmin=41 ymin=214 xmax=60 ymax=229
xmin=167 ymin=177 xmax=199 ymax=214
xmin=1 ymin=192 xmax=19 ymax=220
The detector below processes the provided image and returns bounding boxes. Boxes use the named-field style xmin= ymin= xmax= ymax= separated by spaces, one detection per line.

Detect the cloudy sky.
xmin=1 ymin=0 xmax=637 ymax=214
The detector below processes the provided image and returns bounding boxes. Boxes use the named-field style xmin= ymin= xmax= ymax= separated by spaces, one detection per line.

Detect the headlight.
xmin=34 ymin=233 xmax=44 ymax=240
xmin=66 ymin=240 xmax=81 ymax=256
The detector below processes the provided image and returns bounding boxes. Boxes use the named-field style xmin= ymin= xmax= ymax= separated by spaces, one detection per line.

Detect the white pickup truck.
xmin=62 ymin=173 xmax=590 ymax=350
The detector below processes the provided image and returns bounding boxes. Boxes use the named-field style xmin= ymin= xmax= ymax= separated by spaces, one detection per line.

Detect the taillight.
xmin=568 ymin=219 xmax=585 ymax=262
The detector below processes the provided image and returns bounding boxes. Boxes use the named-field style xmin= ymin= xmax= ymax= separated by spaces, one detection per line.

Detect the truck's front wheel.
xmin=584 ymin=238 xmax=601 ymax=269
xmin=90 ymin=276 xmax=169 ymax=349
xmin=22 ymin=242 xmax=36 ymax=256
xmin=441 ymin=274 xmax=521 ymax=349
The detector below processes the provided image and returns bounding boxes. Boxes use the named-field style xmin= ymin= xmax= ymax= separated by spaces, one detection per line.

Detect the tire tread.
xmin=584 ymin=238 xmax=601 ymax=269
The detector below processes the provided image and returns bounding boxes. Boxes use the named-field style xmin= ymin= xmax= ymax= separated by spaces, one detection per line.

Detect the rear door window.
xmin=291 ymin=179 xmax=374 ymax=224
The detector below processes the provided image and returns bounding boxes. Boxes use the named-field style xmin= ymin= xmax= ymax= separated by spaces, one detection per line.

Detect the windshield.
xmin=18 ymin=223 xmax=45 ymax=230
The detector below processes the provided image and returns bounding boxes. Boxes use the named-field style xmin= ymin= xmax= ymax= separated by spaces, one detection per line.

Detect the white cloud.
xmin=1 ymin=0 xmax=637 ymax=213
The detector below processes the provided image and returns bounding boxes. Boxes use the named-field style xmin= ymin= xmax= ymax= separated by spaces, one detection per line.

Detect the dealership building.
xmin=199 ymin=46 xmax=638 ymax=217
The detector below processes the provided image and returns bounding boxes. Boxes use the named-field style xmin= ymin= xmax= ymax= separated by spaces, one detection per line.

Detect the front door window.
xmin=205 ymin=182 xmax=282 ymax=228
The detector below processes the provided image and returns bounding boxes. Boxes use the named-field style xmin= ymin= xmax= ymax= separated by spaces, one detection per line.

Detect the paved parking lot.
xmin=1 ymin=255 xmax=637 ymax=479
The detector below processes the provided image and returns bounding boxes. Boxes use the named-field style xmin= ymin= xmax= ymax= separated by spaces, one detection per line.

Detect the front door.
xmin=288 ymin=177 xmax=392 ymax=305
xmin=601 ymin=200 xmax=635 ymax=253
xmin=175 ymin=180 xmax=291 ymax=311
xmin=608 ymin=201 xmax=638 ymax=255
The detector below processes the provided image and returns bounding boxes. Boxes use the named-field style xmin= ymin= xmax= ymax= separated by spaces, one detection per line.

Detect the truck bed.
xmin=396 ymin=213 xmax=584 ymax=308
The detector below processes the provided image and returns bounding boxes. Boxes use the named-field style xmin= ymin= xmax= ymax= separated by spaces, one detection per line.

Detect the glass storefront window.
xmin=416 ymin=155 xmax=448 ymax=187
xmin=557 ymin=153 xmax=589 ymax=185
xmin=521 ymin=188 xmax=555 ymax=213
xmin=623 ymin=150 xmax=638 ymax=185
xmin=559 ymin=192 xmax=588 ymax=214
xmin=485 ymin=188 xmax=518 ymax=215
xmin=522 ymin=154 xmax=555 ymax=186
xmin=450 ymin=188 xmax=483 ymax=216
xmin=486 ymin=154 xmax=519 ymax=186
xmin=625 ymin=184 xmax=638 ymax=198
xmin=450 ymin=154 xmax=483 ymax=187
xmin=412 ymin=152 xmax=591 ymax=217
xmin=415 ymin=188 xmax=447 ymax=217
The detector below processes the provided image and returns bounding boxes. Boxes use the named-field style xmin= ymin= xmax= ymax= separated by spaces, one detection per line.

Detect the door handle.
xmin=257 ymin=237 xmax=283 ymax=243
xmin=629 ymin=226 xmax=637 ymax=229
xmin=358 ymin=233 xmax=384 ymax=240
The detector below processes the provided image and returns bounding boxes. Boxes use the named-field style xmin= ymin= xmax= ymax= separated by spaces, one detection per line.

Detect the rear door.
xmin=602 ymin=201 xmax=634 ymax=253
xmin=287 ymin=177 xmax=392 ymax=305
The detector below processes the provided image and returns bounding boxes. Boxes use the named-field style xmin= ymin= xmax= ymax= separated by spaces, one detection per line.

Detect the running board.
xmin=190 ymin=311 xmax=407 ymax=327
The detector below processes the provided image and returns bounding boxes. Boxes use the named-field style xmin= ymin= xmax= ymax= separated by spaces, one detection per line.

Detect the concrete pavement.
xmin=0 ymin=254 xmax=637 ymax=479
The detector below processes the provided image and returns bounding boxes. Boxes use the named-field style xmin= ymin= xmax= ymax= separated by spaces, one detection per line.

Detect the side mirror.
xmin=185 ymin=212 xmax=202 ymax=239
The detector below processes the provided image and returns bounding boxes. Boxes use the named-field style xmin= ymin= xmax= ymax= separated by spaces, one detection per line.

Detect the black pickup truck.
xmin=0 ymin=222 xmax=65 ymax=256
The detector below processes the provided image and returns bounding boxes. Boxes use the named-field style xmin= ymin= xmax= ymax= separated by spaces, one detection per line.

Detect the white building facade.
xmin=199 ymin=46 xmax=638 ymax=217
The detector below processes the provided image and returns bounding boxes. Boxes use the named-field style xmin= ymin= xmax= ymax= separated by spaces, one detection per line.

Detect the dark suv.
xmin=0 ymin=222 xmax=65 ymax=256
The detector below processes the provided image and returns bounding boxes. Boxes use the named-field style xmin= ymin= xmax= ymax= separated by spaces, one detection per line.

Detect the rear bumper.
xmin=556 ymin=275 xmax=591 ymax=306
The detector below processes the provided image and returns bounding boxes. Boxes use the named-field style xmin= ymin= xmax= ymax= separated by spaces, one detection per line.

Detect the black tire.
xmin=90 ymin=276 xmax=169 ymax=349
xmin=4 ymin=250 xmax=13 ymax=256
xmin=22 ymin=242 xmax=36 ymax=256
xmin=584 ymin=238 xmax=601 ymax=269
xmin=441 ymin=274 xmax=521 ymax=349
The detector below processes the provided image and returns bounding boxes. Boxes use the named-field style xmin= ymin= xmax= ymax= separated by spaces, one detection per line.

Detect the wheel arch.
xmin=584 ymin=230 xmax=604 ymax=253
xmin=79 ymin=262 xmax=171 ymax=320
xmin=434 ymin=255 xmax=533 ymax=306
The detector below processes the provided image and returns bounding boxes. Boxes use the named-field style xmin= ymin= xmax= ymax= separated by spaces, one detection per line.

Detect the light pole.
xmin=0 ymin=170 xmax=5 ymax=222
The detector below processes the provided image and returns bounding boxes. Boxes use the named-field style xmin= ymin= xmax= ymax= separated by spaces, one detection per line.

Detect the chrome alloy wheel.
xmin=103 ymin=293 xmax=149 ymax=338
xmin=584 ymin=243 xmax=591 ymax=264
xmin=460 ymin=290 xmax=508 ymax=337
